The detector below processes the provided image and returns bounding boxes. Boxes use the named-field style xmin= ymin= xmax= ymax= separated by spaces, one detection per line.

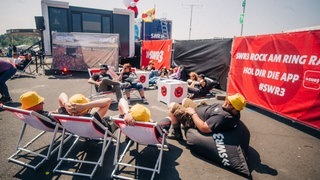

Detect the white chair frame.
xmin=50 ymin=113 xmax=116 ymax=178
xmin=111 ymin=117 xmax=168 ymax=180
xmin=1 ymin=105 xmax=71 ymax=170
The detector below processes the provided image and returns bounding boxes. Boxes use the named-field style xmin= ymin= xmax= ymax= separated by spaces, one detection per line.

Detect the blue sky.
xmin=0 ymin=0 xmax=319 ymax=40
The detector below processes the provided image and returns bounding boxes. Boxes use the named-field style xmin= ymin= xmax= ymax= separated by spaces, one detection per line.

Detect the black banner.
xmin=173 ymin=39 xmax=233 ymax=91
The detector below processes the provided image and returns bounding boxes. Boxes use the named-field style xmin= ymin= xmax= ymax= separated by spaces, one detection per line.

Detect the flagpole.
xmin=182 ymin=3 xmax=202 ymax=40
xmin=240 ymin=0 xmax=246 ymax=36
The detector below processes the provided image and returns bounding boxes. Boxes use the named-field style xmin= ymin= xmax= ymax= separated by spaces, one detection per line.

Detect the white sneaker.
xmin=142 ymin=98 xmax=148 ymax=104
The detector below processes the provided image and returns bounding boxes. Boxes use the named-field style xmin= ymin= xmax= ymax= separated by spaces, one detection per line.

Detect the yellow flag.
xmin=142 ymin=8 xmax=155 ymax=22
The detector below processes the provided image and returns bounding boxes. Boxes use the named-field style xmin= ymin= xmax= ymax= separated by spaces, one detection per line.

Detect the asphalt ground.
xmin=0 ymin=63 xmax=319 ymax=180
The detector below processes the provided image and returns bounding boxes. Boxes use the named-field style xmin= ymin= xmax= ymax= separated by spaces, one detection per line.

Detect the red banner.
xmin=228 ymin=30 xmax=320 ymax=129
xmin=141 ymin=40 xmax=172 ymax=69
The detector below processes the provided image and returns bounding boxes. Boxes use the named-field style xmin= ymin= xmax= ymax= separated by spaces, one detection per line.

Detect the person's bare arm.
xmin=58 ymin=92 xmax=73 ymax=114
xmin=88 ymin=77 xmax=100 ymax=86
xmin=118 ymin=69 xmax=125 ymax=81
xmin=73 ymin=98 xmax=111 ymax=118
xmin=185 ymin=107 xmax=212 ymax=133
xmin=118 ymin=98 xmax=135 ymax=126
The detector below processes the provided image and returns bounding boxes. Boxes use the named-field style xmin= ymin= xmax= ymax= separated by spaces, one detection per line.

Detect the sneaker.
xmin=142 ymin=98 xmax=148 ymax=104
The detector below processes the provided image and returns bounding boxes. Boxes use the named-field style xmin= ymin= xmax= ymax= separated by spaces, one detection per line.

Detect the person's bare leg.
xmin=125 ymin=91 xmax=130 ymax=99
xmin=118 ymin=98 xmax=129 ymax=115
xmin=138 ymin=89 xmax=145 ymax=98
xmin=167 ymin=102 xmax=183 ymax=140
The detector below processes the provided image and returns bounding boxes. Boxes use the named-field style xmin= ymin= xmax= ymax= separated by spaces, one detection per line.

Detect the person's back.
xmin=0 ymin=60 xmax=17 ymax=103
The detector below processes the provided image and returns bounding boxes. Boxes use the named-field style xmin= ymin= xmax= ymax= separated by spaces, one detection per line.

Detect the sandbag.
xmin=186 ymin=120 xmax=251 ymax=177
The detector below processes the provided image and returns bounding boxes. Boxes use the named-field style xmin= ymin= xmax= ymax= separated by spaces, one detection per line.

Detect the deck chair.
xmin=87 ymin=68 xmax=117 ymax=101
xmin=1 ymin=104 xmax=71 ymax=170
xmin=50 ymin=113 xmax=116 ymax=178
xmin=14 ymin=59 xmax=36 ymax=78
xmin=111 ymin=117 xmax=168 ymax=180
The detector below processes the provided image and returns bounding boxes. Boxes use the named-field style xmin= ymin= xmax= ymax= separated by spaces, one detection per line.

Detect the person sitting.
xmin=169 ymin=66 xmax=187 ymax=81
xmin=88 ymin=64 xmax=122 ymax=102
xmin=147 ymin=62 xmax=159 ymax=79
xmin=15 ymin=53 xmax=33 ymax=71
xmin=12 ymin=53 xmax=22 ymax=64
xmin=167 ymin=93 xmax=246 ymax=140
xmin=118 ymin=63 xmax=148 ymax=104
xmin=20 ymin=91 xmax=57 ymax=128
xmin=187 ymin=72 xmax=199 ymax=88
xmin=118 ymin=98 xmax=171 ymax=131
xmin=188 ymin=74 xmax=212 ymax=99
xmin=167 ymin=68 xmax=174 ymax=77
xmin=149 ymin=66 xmax=168 ymax=86
xmin=57 ymin=92 xmax=116 ymax=132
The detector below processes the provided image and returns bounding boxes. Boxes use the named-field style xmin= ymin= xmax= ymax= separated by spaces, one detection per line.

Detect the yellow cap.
xmin=227 ymin=93 xmax=246 ymax=111
xmin=129 ymin=104 xmax=151 ymax=122
xmin=20 ymin=91 xmax=45 ymax=110
xmin=69 ymin=94 xmax=89 ymax=115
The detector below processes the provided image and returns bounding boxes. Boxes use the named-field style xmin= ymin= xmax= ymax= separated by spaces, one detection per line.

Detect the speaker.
xmin=35 ymin=16 xmax=45 ymax=30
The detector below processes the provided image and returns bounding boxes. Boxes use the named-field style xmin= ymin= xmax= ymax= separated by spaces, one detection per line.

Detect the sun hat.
xmin=227 ymin=93 xmax=246 ymax=111
xmin=20 ymin=91 xmax=45 ymax=109
xmin=69 ymin=94 xmax=89 ymax=115
xmin=129 ymin=104 xmax=151 ymax=122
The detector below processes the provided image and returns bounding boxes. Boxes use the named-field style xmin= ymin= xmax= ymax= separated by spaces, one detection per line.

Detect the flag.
xmin=142 ymin=7 xmax=155 ymax=22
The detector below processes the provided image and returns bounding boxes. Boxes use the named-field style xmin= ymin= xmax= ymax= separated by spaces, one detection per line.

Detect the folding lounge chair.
xmin=1 ymin=104 xmax=71 ymax=170
xmin=14 ymin=59 xmax=36 ymax=78
xmin=87 ymin=68 xmax=116 ymax=100
xmin=111 ymin=117 xmax=168 ymax=180
xmin=50 ymin=113 xmax=116 ymax=178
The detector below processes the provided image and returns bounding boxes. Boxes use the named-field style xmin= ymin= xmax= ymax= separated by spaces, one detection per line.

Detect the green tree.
xmin=0 ymin=33 xmax=39 ymax=50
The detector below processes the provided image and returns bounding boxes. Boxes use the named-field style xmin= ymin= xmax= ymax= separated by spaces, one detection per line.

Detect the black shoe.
xmin=1 ymin=97 xmax=12 ymax=104
xmin=167 ymin=131 xmax=183 ymax=140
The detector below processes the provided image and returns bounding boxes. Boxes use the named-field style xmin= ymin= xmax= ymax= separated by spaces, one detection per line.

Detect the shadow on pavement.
xmin=247 ymin=104 xmax=320 ymax=139
xmin=247 ymin=146 xmax=278 ymax=177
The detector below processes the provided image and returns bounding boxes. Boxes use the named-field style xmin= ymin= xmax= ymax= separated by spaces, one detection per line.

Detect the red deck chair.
xmin=111 ymin=117 xmax=168 ymax=180
xmin=50 ymin=113 xmax=116 ymax=178
xmin=1 ymin=104 xmax=71 ymax=170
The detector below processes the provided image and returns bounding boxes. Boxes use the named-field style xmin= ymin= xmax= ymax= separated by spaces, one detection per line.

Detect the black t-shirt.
xmin=121 ymin=72 xmax=131 ymax=82
xmin=92 ymin=73 xmax=113 ymax=81
xmin=121 ymin=72 xmax=138 ymax=85
xmin=199 ymin=79 xmax=210 ymax=95
xmin=37 ymin=110 xmax=59 ymax=129
xmin=195 ymin=103 xmax=240 ymax=132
